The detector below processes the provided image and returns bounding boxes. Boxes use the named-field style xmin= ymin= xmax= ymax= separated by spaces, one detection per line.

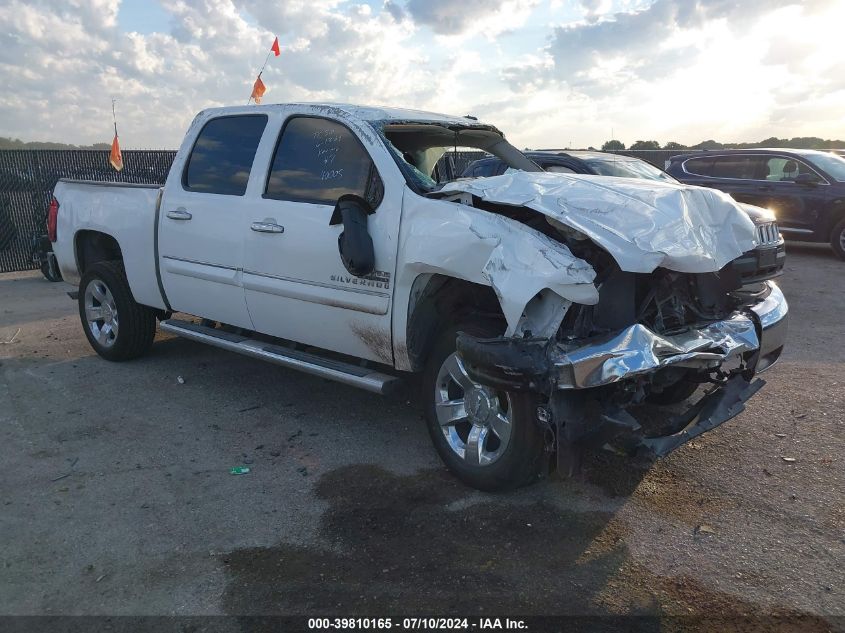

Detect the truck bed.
xmin=52 ymin=179 xmax=167 ymax=310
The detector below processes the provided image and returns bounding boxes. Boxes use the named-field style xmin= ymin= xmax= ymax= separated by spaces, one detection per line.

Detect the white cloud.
xmin=500 ymin=0 xmax=845 ymax=146
xmin=399 ymin=0 xmax=540 ymax=38
xmin=0 ymin=0 xmax=842 ymax=150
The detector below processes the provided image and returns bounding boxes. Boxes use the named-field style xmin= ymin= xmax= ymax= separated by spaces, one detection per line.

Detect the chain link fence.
xmin=6 ymin=146 xmax=839 ymax=275
xmin=2 ymin=148 xmax=479 ymax=276
xmin=0 ymin=150 xmax=176 ymax=274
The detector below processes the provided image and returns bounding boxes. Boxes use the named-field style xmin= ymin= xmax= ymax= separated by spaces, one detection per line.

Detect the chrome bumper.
xmin=748 ymin=282 xmax=788 ymax=372
xmin=457 ymin=282 xmax=788 ymax=393
xmin=553 ymin=281 xmax=788 ymax=388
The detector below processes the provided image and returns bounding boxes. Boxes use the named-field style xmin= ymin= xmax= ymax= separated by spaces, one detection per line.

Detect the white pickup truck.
xmin=49 ymin=103 xmax=788 ymax=490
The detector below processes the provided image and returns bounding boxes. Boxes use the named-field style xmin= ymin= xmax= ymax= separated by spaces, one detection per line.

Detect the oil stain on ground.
xmin=220 ymin=465 xmax=834 ymax=632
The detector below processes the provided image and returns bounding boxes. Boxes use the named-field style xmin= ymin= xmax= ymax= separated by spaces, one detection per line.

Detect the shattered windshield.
xmin=375 ymin=122 xmax=541 ymax=192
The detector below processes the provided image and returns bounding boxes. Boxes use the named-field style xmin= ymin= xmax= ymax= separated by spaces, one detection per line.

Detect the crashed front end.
xmin=457 ymin=280 xmax=787 ymax=458
xmin=437 ymin=172 xmax=789 ymax=460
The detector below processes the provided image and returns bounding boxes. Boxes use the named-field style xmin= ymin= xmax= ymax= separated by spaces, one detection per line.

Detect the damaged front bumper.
xmin=457 ymin=282 xmax=788 ymax=457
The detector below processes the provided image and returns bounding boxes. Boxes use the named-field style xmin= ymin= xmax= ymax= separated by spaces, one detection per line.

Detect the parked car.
xmin=666 ymin=149 xmax=845 ymax=260
xmin=48 ymin=103 xmax=787 ymax=491
xmin=463 ymin=149 xmax=679 ymax=181
xmin=463 ymin=150 xmax=785 ymax=283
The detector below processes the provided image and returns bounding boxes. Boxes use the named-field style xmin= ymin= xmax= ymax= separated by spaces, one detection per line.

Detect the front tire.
xmin=78 ymin=261 xmax=157 ymax=361
xmin=831 ymin=218 xmax=845 ymax=261
xmin=421 ymin=322 xmax=546 ymax=491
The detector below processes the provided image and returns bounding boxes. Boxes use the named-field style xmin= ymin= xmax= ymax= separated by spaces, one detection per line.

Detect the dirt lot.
xmin=0 ymin=244 xmax=843 ymax=630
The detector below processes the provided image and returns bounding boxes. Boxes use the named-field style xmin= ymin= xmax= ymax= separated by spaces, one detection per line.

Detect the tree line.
xmin=0 ymin=137 xmax=110 ymax=150
xmin=600 ymin=136 xmax=845 ymax=151
xmin=4 ymin=134 xmax=843 ymax=153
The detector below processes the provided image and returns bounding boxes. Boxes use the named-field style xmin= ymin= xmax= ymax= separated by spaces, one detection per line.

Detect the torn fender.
xmin=438 ymin=171 xmax=758 ymax=274
xmin=396 ymin=194 xmax=598 ymax=335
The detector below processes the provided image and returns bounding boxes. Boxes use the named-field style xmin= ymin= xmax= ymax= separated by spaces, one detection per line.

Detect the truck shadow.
xmin=3 ymin=334 xmax=832 ymax=630
xmin=219 ymin=464 xmax=830 ymax=632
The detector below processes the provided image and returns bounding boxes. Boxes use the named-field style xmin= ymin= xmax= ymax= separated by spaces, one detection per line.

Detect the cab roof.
xmin=199 ymin=102 xmax=495 ymax=130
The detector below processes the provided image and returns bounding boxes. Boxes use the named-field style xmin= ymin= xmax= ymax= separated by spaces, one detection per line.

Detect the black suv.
xmin=666 ymin=149 xmax=845 ymax=260
xmin=463 ymin=149 xmax=680 ymax=182
xmin=463 ymin=150 xmax=785 ymax=282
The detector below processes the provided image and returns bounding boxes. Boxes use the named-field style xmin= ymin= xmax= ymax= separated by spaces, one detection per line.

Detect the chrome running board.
xmin=159 ymin=319 xmax=401 ymax=395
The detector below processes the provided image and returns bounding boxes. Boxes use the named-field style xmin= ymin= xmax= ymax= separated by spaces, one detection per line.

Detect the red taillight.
xmin=47 ymin=197 xmax=59 ymax=242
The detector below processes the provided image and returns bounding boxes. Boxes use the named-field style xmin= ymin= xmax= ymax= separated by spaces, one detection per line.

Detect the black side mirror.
xmin=794 ymin=173 xmax=817 ymax=186
xmin=329 ymin=194 xmax=375 ymax=277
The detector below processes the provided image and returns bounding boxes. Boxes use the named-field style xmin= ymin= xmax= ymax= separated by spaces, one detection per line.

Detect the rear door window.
xmin=709 ymin=155 xmax=760 ymax=179
xmin=183 ymin=115 xmax=268 ymax=195
xmin=265 ymin=116 xmax=383 ymax=207
xmin=764 ymin=156 xmax=820 ymax=182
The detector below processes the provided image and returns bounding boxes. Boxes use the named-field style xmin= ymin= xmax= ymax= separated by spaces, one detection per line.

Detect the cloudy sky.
xmin=1 ymin=0 xmax=843 ymax=149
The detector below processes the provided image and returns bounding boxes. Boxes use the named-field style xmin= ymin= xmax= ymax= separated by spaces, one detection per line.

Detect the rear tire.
xmin=40 ymin=253 xmax=63 ymax=282
xmin=78 ymin=261 xmax=157 ymax=361
xmin=831 ymin=218 xmax=845 ymax=261
xmin=421 ymin=321 xmax=546 ymax=491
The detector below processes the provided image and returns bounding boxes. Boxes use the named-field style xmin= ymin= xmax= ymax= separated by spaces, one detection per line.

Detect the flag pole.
xmin=112 ymin=98 xmax=118 ymax=137
xmin=247 ymin=49 xmax=274 ymax=105
xmin=246 ymin=38 xmax=279 ymax=105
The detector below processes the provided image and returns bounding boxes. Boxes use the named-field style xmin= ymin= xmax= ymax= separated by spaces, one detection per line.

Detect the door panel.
xmin=242 ymin=115 xmax=401 ymax=364
xmin=749 ymin=157 xmax=827 ymax=230
xmin=243 ymin=268 xmax=389 ymax=315
xmin=158 ymin=114 xmax=267 ymax=328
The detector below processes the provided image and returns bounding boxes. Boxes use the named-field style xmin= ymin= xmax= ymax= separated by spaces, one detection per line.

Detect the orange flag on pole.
xmin=109 ymin=134 xmax=123 ymax=171
xmin=109 ymin=98 xmax=123 ymax=171
xmin=248 ymin=37 xmax=278 ymax=104
xmin=251 ymin=74 xmax=266 ymax=104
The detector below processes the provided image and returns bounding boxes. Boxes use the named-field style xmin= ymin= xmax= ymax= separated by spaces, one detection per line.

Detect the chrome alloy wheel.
xmin=434 ymin=352 xmax=513 ymax=466
xmin=84 ymin=278 xmax=119 ymax=348
xmin=840 ymin=226 xmax=845 ymax=252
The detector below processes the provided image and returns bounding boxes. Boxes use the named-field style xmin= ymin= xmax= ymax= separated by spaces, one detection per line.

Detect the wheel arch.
xmin=74 ymin=229 xmax=123 ymax=274
xmin=823 ymin=199 xmax=845 ymax=240
xmin=403 ymin=273 xmax=506 ymax=372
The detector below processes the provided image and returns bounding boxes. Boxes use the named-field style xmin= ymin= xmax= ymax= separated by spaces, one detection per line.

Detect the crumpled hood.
xmin=439 ymin=171 xmax=758 ymax=273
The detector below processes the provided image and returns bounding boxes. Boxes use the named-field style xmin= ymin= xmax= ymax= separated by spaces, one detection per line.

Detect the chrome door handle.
xmin=166 ymin=208 xmax=192 ymax=220
xmin=251 ymin=222 xmax=285 ymax=234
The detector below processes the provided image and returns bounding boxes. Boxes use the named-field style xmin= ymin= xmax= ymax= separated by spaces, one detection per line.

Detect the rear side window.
xmin=683 ymin=157 xmax=714 ymax=176
xmin=183 ymin=115 xmax=268 ymax=195
xmin=265 ymin=116 xmax=383 ymax=207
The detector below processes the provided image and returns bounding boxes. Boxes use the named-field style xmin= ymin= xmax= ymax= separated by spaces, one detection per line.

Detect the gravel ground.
xmin=0 ymin=243 xmax=842 ymax=630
